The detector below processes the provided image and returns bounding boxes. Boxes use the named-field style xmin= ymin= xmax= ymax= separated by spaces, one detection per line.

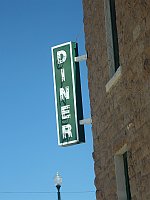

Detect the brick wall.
xmin=82 ymin=0 xmax=150 ymax=199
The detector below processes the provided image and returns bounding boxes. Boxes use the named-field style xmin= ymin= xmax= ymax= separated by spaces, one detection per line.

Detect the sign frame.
xmin=51 ymin=41 xmax=85 ymax=146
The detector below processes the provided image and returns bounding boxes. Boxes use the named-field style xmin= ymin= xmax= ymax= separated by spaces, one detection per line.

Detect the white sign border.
xmin=51 ymin=41 xmax=79 ymax=146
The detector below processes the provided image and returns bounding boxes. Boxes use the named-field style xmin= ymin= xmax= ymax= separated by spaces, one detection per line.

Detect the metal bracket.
xmin=74 ymin=54 xmax=87 ymax=62
xmin=79 ymin=118 xmax=92 ymax=125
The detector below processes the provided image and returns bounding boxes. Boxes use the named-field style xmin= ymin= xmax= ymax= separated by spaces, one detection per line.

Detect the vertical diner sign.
xmin=51 ymin=42 xmax=85 ymax=146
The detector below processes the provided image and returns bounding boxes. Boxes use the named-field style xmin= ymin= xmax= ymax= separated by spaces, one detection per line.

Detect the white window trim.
xmin=105 ymin=65 xmax=122 ymax=92
xmin=104 ymin=0 xmax=121 ymax=93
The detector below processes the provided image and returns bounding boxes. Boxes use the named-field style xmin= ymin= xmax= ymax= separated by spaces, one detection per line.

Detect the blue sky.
xmin=0 ymin=0 xmax=95 ymax=200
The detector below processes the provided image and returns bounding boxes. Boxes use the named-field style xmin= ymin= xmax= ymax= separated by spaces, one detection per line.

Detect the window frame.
xmin=104 ymin=0 xmax=120 ymax=78
xmin=114 ymin=145 xmax=131 ymax=200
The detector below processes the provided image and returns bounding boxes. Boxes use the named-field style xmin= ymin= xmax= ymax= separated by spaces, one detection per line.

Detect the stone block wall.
xmin=82 ymin=0 xmax=150 ymax=199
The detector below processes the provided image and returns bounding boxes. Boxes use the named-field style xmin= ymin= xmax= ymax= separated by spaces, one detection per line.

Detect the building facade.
xmin=82 ymin=0 xmax=150 ymax=199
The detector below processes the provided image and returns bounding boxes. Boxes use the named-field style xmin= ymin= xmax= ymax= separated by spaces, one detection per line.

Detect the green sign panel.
xmin=51 ymin=42 xmax=85 ymax=146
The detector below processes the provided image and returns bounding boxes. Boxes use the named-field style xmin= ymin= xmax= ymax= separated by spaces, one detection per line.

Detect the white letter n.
xmin=60 ymin=86 xmax=69 ymax=101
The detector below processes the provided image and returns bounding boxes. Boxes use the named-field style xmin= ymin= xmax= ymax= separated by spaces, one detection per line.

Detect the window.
xmin=114 ymin=146 xmax=131 ymax=200
xmin=104 ymin=0 xmax=120 ymax=78
xmin=123 ymin=152 xmax=131 ymax=200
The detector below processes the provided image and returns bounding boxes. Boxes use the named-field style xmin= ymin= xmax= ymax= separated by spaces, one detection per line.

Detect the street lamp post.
xmin=54 ymin=172 xmax=62 ymax=200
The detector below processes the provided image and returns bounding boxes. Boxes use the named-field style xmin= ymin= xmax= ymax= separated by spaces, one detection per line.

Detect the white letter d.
xmin=57 ymin=50 xmax=67 ymax=64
